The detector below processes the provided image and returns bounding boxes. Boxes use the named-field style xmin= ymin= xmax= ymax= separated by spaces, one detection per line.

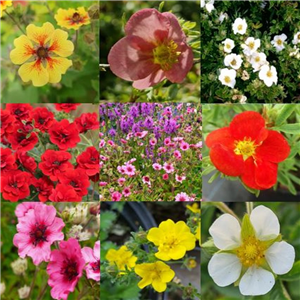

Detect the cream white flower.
xmin=250 ymin=52 xmax=268 ymax=72
xmin=232 ymin=18 xmax=247 ymax=35
xmin=240 ymin=95 xmax=247 ymax=104
xmin=11 ymin=258 xmax=28 ymax=275
xmin=18 ymin=285 xmax=30 ymax=299
xmin=201 ymin=0 xmax=215 ymax=13
xmin=259 ymin=65 xmax=278 ymax=87
xmin=224 ymin=54 xmax=243 ymax=70
xmin=222 ymin=38 xmax=235 ymax=53
xmin=292 ymin=31 xmax=300 ymax=45
xmin=0 ymin=282 xmax=5 ymax=296
xmin=218 ymin=68 xmax=236 ymax=88
xmin=242 ymin=37 xmax=261 ymax=56
xmin=218 ymin=12 xmax=228 ymax=23
xmin=65 ymin=203 xmax=89 ymax=224
xmin=290 ymin=46 xmax=300 ymax=58
xmin=271 ymin=34 xmax=287 ymax=52
xmin=208 ymin=205 xmax=295 ymax=296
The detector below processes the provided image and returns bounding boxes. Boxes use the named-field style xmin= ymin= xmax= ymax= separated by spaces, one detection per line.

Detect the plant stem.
xmin=27 ymin=267 xmax=39 ymax=299
xmin=74 ymin=29 xmax=79 ymax=51
xmin=246 ymin=202 xmax=253 ymax=214
xmin=44 ymin=1 xmax=54 ymax=17
xmin=4 ymin=11 xmax=26 ymax=34
xmin=213 ymin=202 xmax=240 ymax=221
xmin=37 ymin=280 xmax=48 ymax=300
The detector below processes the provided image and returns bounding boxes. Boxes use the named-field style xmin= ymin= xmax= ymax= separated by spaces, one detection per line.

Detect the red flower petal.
xmin=255 ymin=130 xmax=290 ymax=163
xmin=255 ymin=159 xmax=278 ymax=189
xmin=241 ymin=157 xmax=262 ymax=190
xmin=206 ymin=127 xmax=235 ymax=150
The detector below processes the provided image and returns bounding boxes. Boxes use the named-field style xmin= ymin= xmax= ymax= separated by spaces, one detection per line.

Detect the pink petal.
xmin=133 ymin=69 xmax=165 ymax=89
xmin=93 ymin=241 xmax=100 ymax=260
xmin=81 ymin=247 xmax=95 ymax=263
xmin=35 ymin=204 xmax=56 ymax=226
xmin=162 ymin=12 xmax=187 ymax=43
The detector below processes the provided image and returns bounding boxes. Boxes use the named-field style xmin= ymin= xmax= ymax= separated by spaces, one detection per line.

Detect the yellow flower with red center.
xmin=54 ymin=7 xmax=90 ymax=30
xmin=10 ymin=22 xmax=74 ymax=87
xmin=1 ymin=0 xmax=12 ymax=17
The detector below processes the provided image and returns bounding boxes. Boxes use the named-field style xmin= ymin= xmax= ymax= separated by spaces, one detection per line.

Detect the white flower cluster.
xmin=201 ymin=0 xmax=215 ymax=13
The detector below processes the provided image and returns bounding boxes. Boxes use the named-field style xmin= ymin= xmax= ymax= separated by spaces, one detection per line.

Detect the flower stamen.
xmin=234 ymin=138 xmax=257 ymax=160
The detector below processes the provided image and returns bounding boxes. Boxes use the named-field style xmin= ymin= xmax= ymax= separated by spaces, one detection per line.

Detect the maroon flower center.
xmin=39 ymin=118 xmax=45 ymax=124
xmin=91 ymin=260 xmax=100 ymax=272
xmin=62 ymin=260 xmax=78 ymax=281
xmin=14 ymin=109 xmax=22 ymax=115
xmin=53 ymin=161 xmax=61 ymax=166
xmin=30 ymin=224 xmax=48 ymax=246
xmin=72 ymin=12 xmax=81 ymax=23
xmin=90 ymin=157 xmax=96 ymax=162
xmin=70 ymin=180 xmax=78 ymax=188
xmin=37 ymin=47 xmax=49 ymax=59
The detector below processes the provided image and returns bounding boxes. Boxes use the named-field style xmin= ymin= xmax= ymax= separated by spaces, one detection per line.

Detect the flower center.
xmin=298 ymin=34 xmax=300 ymax=40
xmin=267 ymin=70 xmax=273 ymax=78
xmin=161 ymin=235 xmax=179 ymax=251
xmin=72 ymin=12 xmax=81 ymax=23
xmin=236 ymin=236 xmax=266 ymax=267
xmin=248 ymin=41 xmax=255 ymax=49
xmin=237 ymin=24 xmax=243 ymax=31
xmin=153 ymin=40 xmax=181 ymax=71
xmin=231 ymin=59 xmax=237 ymax=66
xmin=255 ymin=56 xmax=260 ymax=62
xmin=30 ymin=224 xmax=48 ymax=246
xmin=36 ymin=47 xmax=49 ymax=59
xmin=226 ymin=43 xmax=231 ymax=49
xmin=91 ymin=260 xmax=100 ymax=272
xmin=62 ymin=260 xmax=78 ymax=281
xmin=277 ymin=39 xmax=282 ymax=45
xmin=234 ymin=138 xmax=256 ymax=160
xmin=224 ymin=76 xmax=231 ymax=84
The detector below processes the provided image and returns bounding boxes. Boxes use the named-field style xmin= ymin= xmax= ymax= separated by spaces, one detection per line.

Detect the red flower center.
xmin=30 ymin=224 xmax=48 ymax=246
xmin=91 ymin=260 xmax=100 ymax=272
xmin=72 ymin=12 xmax=82 ymax=23
xmin=62 ymin=259 xmax=79 ymax=281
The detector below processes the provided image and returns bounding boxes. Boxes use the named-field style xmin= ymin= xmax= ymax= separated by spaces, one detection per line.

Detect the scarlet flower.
xmin=39 ymin=150 xmax=73 ymax=181
xmin=206 ymin=111 xmax=290 ymax=190
xmin=10 ymin=22 xmax=74 ymax=87
xmin=81 ymin=241 xmax=100 ymax=281
xmin=108 ymin=8 xmax=194 ymax=89
xmin=76 ymin=146 xmax=99 ymax=177
xmin=0 ymin=148 xmax=17 ymax=173
xmin=0 ymin=109 xmax=15 ymax=141
xmin=1 ymin=170 xmax=31 ymax=201
xmin=33 ymin=177 xmax=54 ymax=202
xmin=55 ymin=7 xmax=90 ymax=30
xmin=74 ymin=112 xmax=99 ymax=133
xmin=48 ymin=120 xmax=80 ymax=150
xmin=6 ymin=128 xmax=38 ymax=152
xmin=31 ymin=107 xmax=54 ymax=132
xmin=55 ymin=103 xmax=80 ymax=113
xmin=16 ymin=151 xmax=37 ymax=173
xmin=5 ymin=103 xmax=32 ymax=121
xmin=49 ymin=184 xmax=80 ymax=202
xmin=47 ymin=238 xmax=85 ymax=300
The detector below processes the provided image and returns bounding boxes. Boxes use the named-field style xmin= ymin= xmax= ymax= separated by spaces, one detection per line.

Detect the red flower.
xmin=1 ymin=148 xmax=17 ymax=173
xmin=16 ymin=151 xmax=37 ymax=173
xmin=5 ymin=104 xmax=33 ymax=121
xmin=6 ymin=128 xmax=38 ymax=152
xmin=1 ymin=109 xmax=15 ymax=142
xmin=55 ymin=104 xmax=80 ymax=113
xmin=1 ymin=170 xmax=31 ymax=201
xmin=206 ymin=111 xmax=290 ymax=190
xmin=39 ymin=150 xmax=73 ymax=181
xmin=76 ymin=147 xmax=99 ymax=177
xmin=31 ymin=107 xmax=54 ymax=132
xmin=58 ymin=169 xmax=90 ymax=197
xmin=49 ymin=184 xmax=80 ymax=202
xmin=33 ymin=177 xmax=54 ymax=202
xmin=74 ymin=112 xmax=99 ymax=133
xmin=48 ymin=120 xmax=80 ymax=150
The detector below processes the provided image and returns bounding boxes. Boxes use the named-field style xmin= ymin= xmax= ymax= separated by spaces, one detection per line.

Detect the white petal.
xmin=208 ymin=253 xmax=242 ymax=287
xmin=209 ymin=214 xmax=241 ymax=249
xmin=239 ymin=266 xmax=275 ymax=296
xmin=265 ymin=241 xmax=295 ymax=275
xmin=250 ymin=205 xmax=279 ymax=240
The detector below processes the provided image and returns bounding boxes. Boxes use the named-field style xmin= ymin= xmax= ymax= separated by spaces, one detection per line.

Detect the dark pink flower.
xmin=47 ymin=238 xmax=85 ymax=300
xmin=81 ymin=241 xmax=100 ymax=281
xmin=108 ymin=8 xmax=193 ymax=89
xmin=13 ymin=203 xmax=65 ymax=265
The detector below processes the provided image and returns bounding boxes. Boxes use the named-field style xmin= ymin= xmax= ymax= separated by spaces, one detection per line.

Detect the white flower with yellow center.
xmin=201 ymin=0 xmax=215 ymax=13
xmin=222 ymin=38 xmax=235 ymax=53
xmin=250 ymin=52 xmax=268 ymax=72
xmin=259 ymin=65 xmax=278 ymax=87
xmin=208 ymin=205 xmax=295 ymax=296
xmin=232 ymin=18 xmax=247 ymax=35
xmin=241 ymin=37 xmax=261 ymax=56
xmin=271 ymin=34 xmax=287 ymax=52
xmin=224 ymin=54 xmax=243 ymax=70
xmin=292 ymin=31 xmax=300 ymax=45
xmin=218 ymin=68 xmax=236 ymax=88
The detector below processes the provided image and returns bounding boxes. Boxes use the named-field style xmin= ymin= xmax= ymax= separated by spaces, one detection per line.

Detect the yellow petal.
xmin=54 ymin=8 xmax=75 ymax=29
xmin=152 ymin=280 xmax=167 ymax=293
xmin=18 ymin=60 xmax=49 ymax=87
xmin=155 ymin=249 xmax=171 ymax=261
xmin=10 ymin=35 xmax=34 ymax=64
xmin=147 ymin=227 xmax=161 ymax=245
xmin=48 ymin=29 xmax=74 ymax=57
xmin=26 ymin=22 xmax=54 ymax=46
xmin=137 ymin=275 xmax=152 ymax=289
xmin=159 ymin=219 xmax=175 ymax=233
xmin=168 ymin=245 xmax=186 ymax=260
xmin=46 ymin=57 xmax=72 ymax=83
xmin=179 ymin=232 xmax=196 ymax=250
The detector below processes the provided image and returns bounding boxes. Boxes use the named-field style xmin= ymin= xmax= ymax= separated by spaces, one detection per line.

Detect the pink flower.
xmin=180 ymin=141 xmax=190 ymax=151
xmin=15 ymin=202 xmax=39 ymax=218
xmin=99 ymin=139 xmax=105 ymax=148
xmin=123 ymin=187 xmax=131 ymax=197
xmin=100 ymin=182 xmax=108 ymax=187
xmin=175 ymin=192 xmax=190 ymax=202
xmin=175 ymin=174 xmax=186 ymax=183
xmin=164 ymin=137 xmax=171 ymax=146
xmin=174 ymin=150 xmax=182 ymax=160
xmin=47 ymin=238 xmax=85 ymax=300
xmin=162 ymin=173 xmax=169 ymax=180
xmin=108 ymin=8 xmax=193 ymax=89
xmin=13 ymin=203 xmax=64 ymax=265
xmin=117 ymin=166 xmax=126 ymax=174
xmin=135 ymin=131 xmax=148 ymax=138
xmin=149 ymin=138 xmax=157 ymax=146
xmin=152 ymin=163 xmax=162 ymax=170
xmin=111 ymin=191 xmax=122 ymax=201
xmin=124 ymin=164 xmax=136 ymax=176
xmin=81 ymin=241 xmax=100 ymax=282
xmin=142 ymin=176 xmax=151 ymax=186
xmin=163 ymin=162 xmax=174 ymax=173
xmin=118 ymin=177 xmax=126 ymax=186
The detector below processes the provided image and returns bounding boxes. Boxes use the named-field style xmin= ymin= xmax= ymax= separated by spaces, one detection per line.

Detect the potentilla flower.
xmin=31 ymin=107 xmax=54 ymax=132
xmin=122 ymin=187 xmax=131 ymax=197
xmin=241 ymin=37 xmax=261 ymax=56
xmin=108 ymin=8 xmax=193 ymax=90
xmin=232 ymin=18 xmax=247 ymax=35
xmin=7 ymin=126 xmax=38 ymax=152
xmin=111 ymin=191 xmax=122 ymax=201
xmin=180 ymin=141 xmax=190 ymax=151
xmin=149 ymin=137 xmax=157 ymax=146
xmin=47 ymin=238 xmax=85 ymax=300
xmin=147 ymin=219 xmax=196 ymax=260
xmin=250 ymin=52 xmax=268 ymax=72
xmin=54 ymin=7 xmax=90 ymax=30
xmin=205 ymin=111 xmax=290 ymax=190
xmin=81 ymin=241 xmax=100 ymax=281
xmin=6 ymin=103 xmax=32 ymax=120
xmin=152 ymin=163 xmax=162 ymax=170
xmin=174 ymin=150 xmax=182 ymax=160
xmin=163 ymin=162 xmax=174 ymax=173
xmin=208 ymin=205 xmax=295 ymax=296
xmin=224 ymin=54 xmax=243 ymax=70
xmin=49 ymin=184 xmax=80 ymax=202
xmin=218 ymin=68 xmax=236 ymax=88
xmin=175 ymin=174 xmax=186 ymax=183
xmin=118 ymin=177 xmax=126 ymax=186
xmin=222 ymin=38 xmax=235 ymax=53
xmin=13 ymin=203 xmax=65 ymax=265
xmin=10 ymin=22 xmax=73 ymax=87
xmin=0 ymin=148 xmax=17 ymax=173
xmin=123 ymin=163 xmax=136 ymax=176
xmin=259 ymin=65 xmax=278 ymax=87
xmin=175 ymin=192 xmax=190 ymax=202
xmin=292 ymin=31 xmax=300 ymax=44
xmin=0 ymin=1 xmax=12 ymax=17
xmin=76 ymin=146 xmax=99 ymax=177
xmin=134 ymin=131 xmax=148 ymax=138
xmin=142 ymin=176 xmax=151 ymax=186
xmin=135 ymin=261 xmax=175 ymax=293
xmin=271 ymin=34 xmax=287 ymax=52
xmin=55 ymin=104 xmax=80 ymax=113
xmin=33 ymin=176 xmax=54 ymax=202
xmin=74 ymin=113 xmax=99 ymax=133
xmin=162 ymin=173 xmax=169 ymax=180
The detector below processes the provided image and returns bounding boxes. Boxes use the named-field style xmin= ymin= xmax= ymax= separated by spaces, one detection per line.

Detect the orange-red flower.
xmin=54 ymin=7 xmax=90 ymax=30
xmin=206 ymin=111 xmax=290 ymax=190
xmin=0 ymin=1 xmax=12 ymax=17
xmin=10 ymin=22 xmax=74 ymax=87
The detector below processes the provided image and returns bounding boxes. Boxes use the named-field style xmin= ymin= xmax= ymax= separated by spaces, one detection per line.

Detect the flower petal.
xmin=10 ymin=35 xmax=35 ymax=64
xmin=152 ymin=279 xmax=167 ymax=293
xmin=255 ymin=130 xmax=290 ymax=163
xmin=265 ymin=241 xmax=295 ymax=275
xmin=208 ymin=253 xmax=242 ymax=287
xmin=250 ymin=205 xmax=279 ymax=240
xmin=209 ymin=213 xmax=241 ymax=250
xmin=254 ymin=159 xmax=278 ymax=189
xmin=239 ymin=266 xmax=275 ymax=296
xmin=46 ymin=57 xmax=72 ymax=83
xmin=206 ymin=127 xmax=235 ymax=149
xmin=18 ymin=61 xmax=49 ymax=87
xmin=48 ymin=29 xmax=74 ymax=57
xmin=163 ymin=12 xmax=187 ymax=42
xmin=241 ymin=157 xmax=262 ymax=190
xmin=26 ymin=22 xmax=54 ymax=46
xmin=132 ymin=69 xmax=165 ymax=89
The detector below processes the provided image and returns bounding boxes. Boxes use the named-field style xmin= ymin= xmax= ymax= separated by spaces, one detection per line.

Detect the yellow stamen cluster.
xmin=237 ymin=24 xmax=243 ymax=31
xmin=234 ymin=138 xmax=257 ymax=160
xmin=277 ymin=40 xmax=283 ymax=45
xmin=224 ymin=76 xmax=231 ymax=83
xmin=267 ymin=70 xmax=273 ymax=78
xmin=248 ymin=42 xmax=255 ymax=49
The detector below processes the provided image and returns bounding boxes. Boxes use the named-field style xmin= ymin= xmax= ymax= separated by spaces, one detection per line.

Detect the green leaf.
xmin=272 ymin=124 xmax=300 ymax=134
xmin=279 ymin=261 xmax=300 ymax=281
xmin=202 ymin=165 xmax=216 ymax=176
xmin=275 ymin=105 xmax=295 ymax=126
xmin=208 ymin=171 xmax=220 ymax=183
xmin=270 ymin=280 xmax=292 ymax=300
xmin=100 ymin=211 xmax=117 ymax=231
xmin=158 ymin=1 xmax=165 ymax=12
xmin=240 ymin=214 xmax=255 ymax=241
xmin=201 ymin=238 xmax=219 ymax=256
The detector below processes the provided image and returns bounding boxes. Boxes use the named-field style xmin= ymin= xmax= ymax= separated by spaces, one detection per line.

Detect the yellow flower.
xmin=105 ymin=245 xmax=137 ymax=274
xmin=147 ymin=219 xmax=196 ymax=261
xmin=186 ymin=203 xmax=200 ymax=214
xmin=186 ymin=258 xmax=197 ymax=269
xmin=10 ymin=22 xmax=74 ymax=87
xmin=55 ymin=7 xmax=90 ymax=30
xmin=135 ymin=261 xmax=175 ymax=293
xmin=196 ymin=223 xmax=201 ymax=246
xmin=0 ymin=1 xmax=12 ymax=17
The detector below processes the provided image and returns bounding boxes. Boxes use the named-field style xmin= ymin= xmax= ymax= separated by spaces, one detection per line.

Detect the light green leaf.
xmin=272 ymin=124 xmax=300 ymax=134
xmin=240 ymin=214 xmax=255 ymax=241
xmin=270 ymin=280 xmax=292 ymax=300
xmin=276 ymin=105 xmax=295 ymax=126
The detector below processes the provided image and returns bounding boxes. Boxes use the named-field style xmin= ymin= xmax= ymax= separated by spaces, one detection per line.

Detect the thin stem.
xmin=82 ymin=216 xmax=93 ymax=231
xmin=213 ymin=202 xmax=240 ymax=221
xmin=44 ymin=1 xmax=54 ymax=17
xmin=4 ymin=11 xmax=26 ymax=34
xmin=37 ymin=280 xmax=48 ymax=300
xmin=27 ymin=267 xmax=39 ymax=299
xmin=74 ymin=29 xmax=79 ymax=51
xmin=246 ymin=202 xmax=253 ymax=214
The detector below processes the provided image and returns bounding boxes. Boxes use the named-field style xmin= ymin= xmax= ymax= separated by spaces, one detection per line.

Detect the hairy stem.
xmin=4 ymin=11 xmax=26 ymax=34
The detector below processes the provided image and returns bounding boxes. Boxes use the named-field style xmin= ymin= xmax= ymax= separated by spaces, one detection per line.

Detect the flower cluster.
xmin=100 ymin=103 xmax=202 ymax=201
xmin=1 ymin=103 xmax=99 ymax=202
